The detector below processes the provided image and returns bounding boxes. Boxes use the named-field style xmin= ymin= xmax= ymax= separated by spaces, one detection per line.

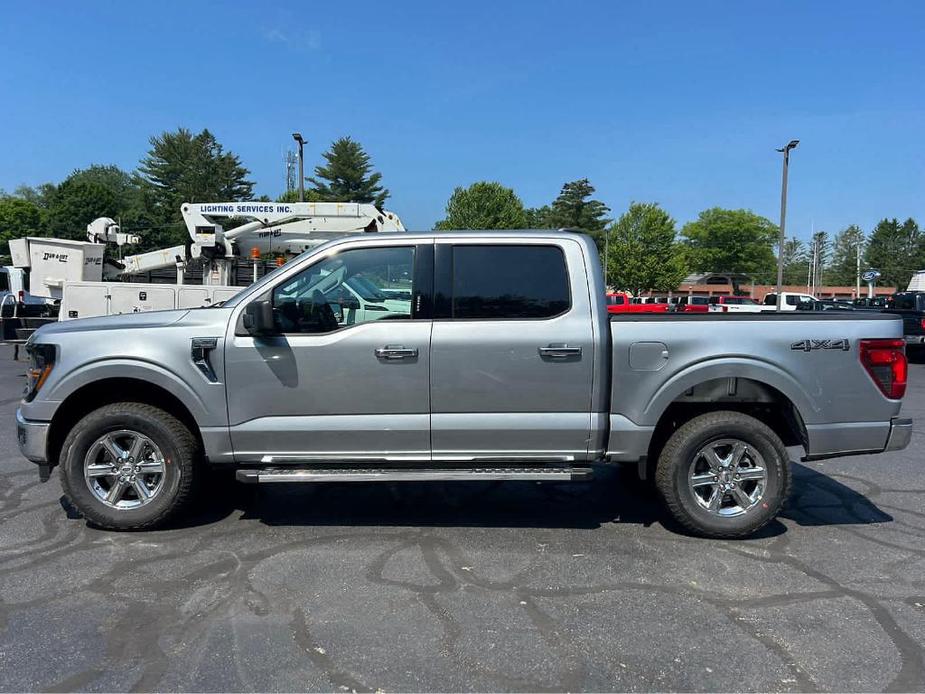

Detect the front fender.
xmin=33 ymin=357 xmax=212 ymax=426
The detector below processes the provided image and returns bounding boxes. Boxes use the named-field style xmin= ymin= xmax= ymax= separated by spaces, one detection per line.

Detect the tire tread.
xmin=58 ymin=402 xmax=199 ymax=530
xmin=655 ymin=410 xmax=792 ymax=539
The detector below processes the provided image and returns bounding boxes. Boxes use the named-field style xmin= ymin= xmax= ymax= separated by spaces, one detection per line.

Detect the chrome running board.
xmin=235 ymin=465 xmax=593 ymax=484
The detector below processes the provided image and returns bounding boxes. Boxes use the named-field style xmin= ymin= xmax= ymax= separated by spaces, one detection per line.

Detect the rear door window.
xmin=894 ymin=294 xmax=915 ymax=310
xmin=449 ymin=245 xmax=570 ymax=319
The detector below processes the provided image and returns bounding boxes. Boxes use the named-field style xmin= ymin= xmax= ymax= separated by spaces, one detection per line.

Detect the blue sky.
xmin=1 ymin=0 xmax=923 ymax=237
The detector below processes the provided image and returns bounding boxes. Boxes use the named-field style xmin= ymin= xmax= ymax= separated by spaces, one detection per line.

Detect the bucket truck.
xmin=8 ymin=202 xmax=405 ymax=322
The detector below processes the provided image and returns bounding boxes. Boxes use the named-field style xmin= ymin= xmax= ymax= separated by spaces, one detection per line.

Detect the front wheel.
xmin=654 ymin=411 xmax=791 ymax=539
xmin=59 ymin=403 xmax=199 ymax=530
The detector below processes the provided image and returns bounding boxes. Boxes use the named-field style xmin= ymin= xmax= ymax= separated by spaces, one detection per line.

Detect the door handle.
xmin=538 ymin=344 xmax=582 ymax=359
xmin=375 ymin=345 xmax=419 ymax=360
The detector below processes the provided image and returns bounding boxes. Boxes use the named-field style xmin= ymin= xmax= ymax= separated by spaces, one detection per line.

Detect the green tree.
xmin=49 ymin=165 xmax=153 ymax=237
xmin=308 ymin=137 xmax=389 ymax=207
xmin=606 ymin=202 xmax=686 ymax=294
xmin=780 ymin=237 xmax=807 ymax=285
xmin=276 ymin=189 xmax=322 ymax=203
xmin=524 ymin=205 xmax=552 ymax=228
xmin=681 ymin=208 xmax=777 ymax=281
xmin=807 ymin=230 xmax=830 ymax=287
xmin=0 ymin=197 xmax=44 ymax=253
xmin=864 ymin=217 xmax=923 ymax=289
xmin=828 ymin=225 xmax=865 ymax=286
xmin=138 ymin=128 xmax=254 ymax=243
xmin=13 ymin=183 xmax=56 ymax=209
xmin=45 ymin=177 xmax=117 ymax=238
xmin=434 ymin=182 xmax=528 ymax=230
xmin=545 ymin=179 xmax=610 ymax=232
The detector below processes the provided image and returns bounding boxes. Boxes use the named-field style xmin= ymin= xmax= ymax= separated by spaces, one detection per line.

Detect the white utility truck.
xmin=9 ymin=202 xmax=405 ymax=322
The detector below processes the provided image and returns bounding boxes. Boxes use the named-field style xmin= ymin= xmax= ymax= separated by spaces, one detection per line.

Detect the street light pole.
xmin=774 ymin=139 xmax=799 ymax=311
xmin=292 ymin=132 xmax=306 ymax=202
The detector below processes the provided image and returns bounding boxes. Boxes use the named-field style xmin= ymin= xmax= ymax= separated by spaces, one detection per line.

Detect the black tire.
xmin=654 ymin=411 xmax=791 ymax=539
xmin=59 ymin=402 xmax=199 ymax=530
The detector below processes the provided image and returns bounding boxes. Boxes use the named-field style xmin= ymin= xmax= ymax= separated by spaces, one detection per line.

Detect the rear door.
xmin=429 ymin=238 xmax=595 ymax=462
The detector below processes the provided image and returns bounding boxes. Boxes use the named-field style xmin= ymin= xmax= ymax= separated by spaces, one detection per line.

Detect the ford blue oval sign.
xmin=861 ymin=269 xmax=881 ymax=282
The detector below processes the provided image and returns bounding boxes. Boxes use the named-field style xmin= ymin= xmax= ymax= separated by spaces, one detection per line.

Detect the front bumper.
xmin=885 ymin=417 xmax=913 ymax=452
xmin=16 ymin=408 xmax=49 ymax=463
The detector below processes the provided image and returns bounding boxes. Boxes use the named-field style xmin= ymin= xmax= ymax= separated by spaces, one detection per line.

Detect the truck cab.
xmin=884 ymin=291 xmax=925 ymax=351
xmin=762 ymin=292 xmax=818 ymax=311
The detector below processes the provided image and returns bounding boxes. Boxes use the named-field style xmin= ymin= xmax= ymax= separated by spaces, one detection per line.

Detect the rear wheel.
xmin=655 ymin=411 xmax=791 ymax=538
xmin=59 ymin=403 xmax=199 ymax=530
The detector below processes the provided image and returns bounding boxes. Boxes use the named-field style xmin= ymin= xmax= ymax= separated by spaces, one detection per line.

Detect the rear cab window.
xmin=440 ymin=245 xmax=571 ymax=319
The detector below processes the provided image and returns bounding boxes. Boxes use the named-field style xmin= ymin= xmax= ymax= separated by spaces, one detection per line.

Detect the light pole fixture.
xmin=774 ymin=139 xmax=799 ymax=310
xmin=292 ymin=132 xmax=306 ymax=202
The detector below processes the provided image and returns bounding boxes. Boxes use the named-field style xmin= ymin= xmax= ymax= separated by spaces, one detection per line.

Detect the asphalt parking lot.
xmin=0 ymin=349 xmax=923 ymax=692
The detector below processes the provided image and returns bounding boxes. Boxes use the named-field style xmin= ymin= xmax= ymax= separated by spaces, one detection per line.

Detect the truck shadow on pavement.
xmin=152 ymin=460 xmax=893 ymax=537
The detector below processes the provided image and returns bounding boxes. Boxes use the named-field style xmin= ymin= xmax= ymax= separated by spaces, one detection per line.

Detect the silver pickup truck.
xmin=15 ymin=231 xmax=912 ymax=538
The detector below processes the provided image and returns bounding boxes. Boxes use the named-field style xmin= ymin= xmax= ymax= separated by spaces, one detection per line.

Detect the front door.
xmin=224 ymin=242 xmax=433 ymax=463
xmin=429 ymin=239 xmax=595 ymax=462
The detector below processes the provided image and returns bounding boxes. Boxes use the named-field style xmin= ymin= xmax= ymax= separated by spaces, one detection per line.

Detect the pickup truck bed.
xmin=607 ymin=311 xmax=908 ymax=464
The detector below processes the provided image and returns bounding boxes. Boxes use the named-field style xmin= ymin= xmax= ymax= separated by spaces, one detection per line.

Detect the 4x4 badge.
xmin=791 ymin=339 xmax=851 ymax=352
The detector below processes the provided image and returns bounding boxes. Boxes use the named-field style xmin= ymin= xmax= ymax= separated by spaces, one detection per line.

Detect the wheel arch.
xmin=47 ymin=377 xmax=204 ymax=469
xmin=642 ymin=371 xmax=808 ymax=480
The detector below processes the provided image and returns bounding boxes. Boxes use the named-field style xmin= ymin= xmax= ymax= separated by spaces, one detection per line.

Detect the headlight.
xmin=24 ymin=343 xmax=55 ymax=402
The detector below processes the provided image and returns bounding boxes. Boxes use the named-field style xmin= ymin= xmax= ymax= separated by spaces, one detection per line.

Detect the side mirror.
xmin=242 ymin=300 xmax=276 ymax=335
xmin=339 ymin=296 xmax=361 ymax=311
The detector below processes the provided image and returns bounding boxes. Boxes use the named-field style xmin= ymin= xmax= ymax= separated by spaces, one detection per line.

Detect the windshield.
xmin=220 ymin=247 xmax=324 ymax=308
xmin=347 ymin=275 xmax=388 ymax=302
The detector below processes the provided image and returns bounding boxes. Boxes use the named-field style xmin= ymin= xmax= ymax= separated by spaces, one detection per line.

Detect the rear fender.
xmin=642 ymin=357 xmax=817 ymax=426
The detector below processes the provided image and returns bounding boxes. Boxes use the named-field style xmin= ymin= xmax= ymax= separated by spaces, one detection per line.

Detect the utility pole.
xmin=774 ymin=140 xmax=799 ymax=310
xmin=292 ymin=132 xmax=306 ymax=202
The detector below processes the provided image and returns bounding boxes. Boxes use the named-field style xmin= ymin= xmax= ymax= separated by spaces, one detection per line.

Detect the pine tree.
xmin=808 ymin=230 xmax=830 ymax=288
xmin=308 ymin=137 xmax=390 ymax=208
xmin=828 ymin=225 xmax=865 ymax=286
xmin=781 ymin=237 xmax=807 ymax=285
xmin=864 ymin=217 xmax=923 ymax=289
xmin=545 ymin=179 xmax=610 ymax=232
xmin=138 ymin=128 xmax=253 ymax=246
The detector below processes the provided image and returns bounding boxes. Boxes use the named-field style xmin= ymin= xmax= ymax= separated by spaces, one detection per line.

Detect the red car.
xmin=605 ymin=293 xmax=669 ymax=314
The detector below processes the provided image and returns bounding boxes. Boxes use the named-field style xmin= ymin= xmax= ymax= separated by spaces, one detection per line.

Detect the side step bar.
xmin=236 ymin=466 xmax=594 ymax=484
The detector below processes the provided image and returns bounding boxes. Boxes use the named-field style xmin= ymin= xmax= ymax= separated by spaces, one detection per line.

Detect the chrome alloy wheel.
xmin=687 ymin=438 xmax=767 ymax=517
xmin=83 ymin=430 xmax=166 ymax=509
